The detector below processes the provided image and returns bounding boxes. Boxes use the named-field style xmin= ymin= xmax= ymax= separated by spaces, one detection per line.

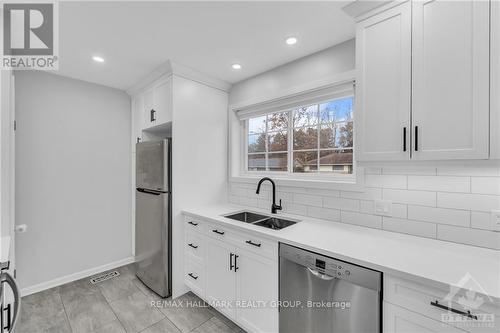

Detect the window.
xmin=246 ymin=96 xmax=354 ymax=176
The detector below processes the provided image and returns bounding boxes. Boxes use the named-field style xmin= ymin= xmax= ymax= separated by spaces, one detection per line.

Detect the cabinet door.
xmin=235 ymin=250 xmax=278 ymax=333
xmin=384 ymin=302 xmax=465 ymax=333
xmin=153 ymin=78 xmax=172 ymax=125
xmin=412 ymin=0 xmax=489 ymax=160
xmin=355 ymin=1 xmax=411 ymax=161
xmin=143 ymin=89 xmax=155 ymax=128
xmin=131 ymin=95 xmax=143 ymax=150
xmin=491 ymin=0 xmax=500 ymax=159
xmin=205 ymin=238 xmax=236 ymax=319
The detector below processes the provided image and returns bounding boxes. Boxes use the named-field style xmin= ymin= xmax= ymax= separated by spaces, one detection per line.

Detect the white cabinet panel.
xmin=411 ymin=0 xmax=489 ymax=160
xmin=205 ymin=237 xmax=236 ymax=319
xmin=143 ymin=89 xmax=155 ymax=129
xmin=154 ymin=78 xmax=172 ymax=125
xmin=131 ymin=95 xmax=143 ymax=150
xmin=491 ymin=0 xmax=500 ymax=159
xmin=235 ymin=250 xmax=278 ymax=333
xmin=355 ymin=1 xmax=411 ymax=161
xmin=384 ymin=302 xmax=466 ymax=333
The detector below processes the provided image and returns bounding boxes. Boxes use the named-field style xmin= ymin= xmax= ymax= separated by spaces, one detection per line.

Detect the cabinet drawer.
xmin=185 ymin=216 xmax=205 ymax=234
xmin=385 ymin=275 xmax=499 ymax=333
xmin=185 ymin=231 xmax=204 ymax=262
xmin=232 ymin=230 xmax=277 ymax=260
xmin=185 ymin=256 xmax=204 ymax=297
xmin=206 ymin=222 xmax=234 ymax=242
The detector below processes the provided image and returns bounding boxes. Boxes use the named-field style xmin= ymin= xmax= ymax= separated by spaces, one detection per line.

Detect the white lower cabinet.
xmin=205 ymin=237 xmax=237 ymax=319
xmin=384 ymin=302 xmax=465 ymax=333
xmin=183 ymin=215 xmax=279 ymax=333
xmin=235 ymin=250 xmax=278 ymax=333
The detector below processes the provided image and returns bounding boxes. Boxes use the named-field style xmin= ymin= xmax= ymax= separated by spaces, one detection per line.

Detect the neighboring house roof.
xmin=297 ymin=152 xmax=353 ymax=166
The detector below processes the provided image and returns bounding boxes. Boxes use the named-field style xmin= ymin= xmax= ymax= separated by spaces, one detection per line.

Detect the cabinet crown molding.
xmin=126 ymin=60 xmax=231 ymax=96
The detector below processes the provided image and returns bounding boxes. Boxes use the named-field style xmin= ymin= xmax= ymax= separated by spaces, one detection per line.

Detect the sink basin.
xmin=253 ymin=217 xmax=297 ymax=230
xmin=224 ymin=211 xmax=269 ymax=223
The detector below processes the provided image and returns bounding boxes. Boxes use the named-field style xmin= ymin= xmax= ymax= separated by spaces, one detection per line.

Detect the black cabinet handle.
xmin=430 ymin=300 xmax=478 ymax=320
xmin=137 ymin=137 xmax=141 ymax=143
xmin=3 ymin=303 xmax=11 ymax=331
xmin=229 ymin=253 xmax=234 ymax=271
xmin=188 ymin=221 xmax=198 ymax=226
xmin=234 ymin=255 xmax=239 ymax=272
xmin=246 ymin=240 xmax=261 ymax=247
xmin=403 ymin=127 xmax=407 ymax=152
xmin=414 ymin=126 xmax=419 ymax=151
xmin=188 ymin=243 xmax=198 ymax=249
xmin=150 ymin=109 xmax=156 ymax=122
xmin=212 ymin=229 xmax=225 ymax=235
xmin=188 ymin=273 xmax=198 ymax=280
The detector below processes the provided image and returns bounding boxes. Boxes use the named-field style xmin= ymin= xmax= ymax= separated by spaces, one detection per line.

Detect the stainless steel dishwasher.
xmin=279 ymin=243 xmax=382 ymax=333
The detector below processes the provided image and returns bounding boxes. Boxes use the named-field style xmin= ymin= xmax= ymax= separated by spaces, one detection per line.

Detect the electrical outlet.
xmin=374 ymin=200 xmax=392 ymax=217
xmin=490 ymin=210 xmax=500 ymax=231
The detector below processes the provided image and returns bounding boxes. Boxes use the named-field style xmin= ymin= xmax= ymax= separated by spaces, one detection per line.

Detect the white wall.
xmin=229 ymin=39 xmax=355 ymax=106
xmin=228 ymin=40 xmax=500 ymax=251
xmin=171 ymin=75 xmax=228 ymax=297
xmin=15 ymin=71 xmax=132 ymax=290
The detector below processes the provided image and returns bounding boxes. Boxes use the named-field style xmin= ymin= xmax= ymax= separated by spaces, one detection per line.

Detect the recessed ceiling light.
xmin=92 ymin=56 xmax=104 ymax=63
xmin=232 ymin=63 xmax=242 ymax=70
xmin=285 ymin=37 xmax=298 ymax=45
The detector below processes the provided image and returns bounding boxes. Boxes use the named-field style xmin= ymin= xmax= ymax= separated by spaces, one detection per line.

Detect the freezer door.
xmin=135 ymin=189 xmax=170 ymax=297
xmin=136 ymin=140 xmax=169 ymax=191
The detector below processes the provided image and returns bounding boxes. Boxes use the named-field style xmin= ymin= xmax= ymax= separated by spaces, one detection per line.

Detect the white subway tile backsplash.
xmin=323 ymin=197 xmax=360 ymax=211
xmin=228 ymin=162 xmax=500 ymax=250
xmin=383 ymin=217 xmax=437 ymax=238
xmin=407 ymin=206 xmax=470 ymax=227
xmin=383 ymin=189 xmax=436 ymax=206
xmin=407 ymin=176 xmax=470 ymax=193
xmin=382 ymin=166 xmax=437 ymax=176
xmin=437 ymin=193 xmax=500 ymax=212
xmin=471 ymin=177 xmax=500 ymax=195
xmin=471 ymin=211 xmax=491 ymax=231
xmin=437 ymin=225 xmax=500 ymax=250
xmin=365 ymin=174 xmax=407 ymax=189
xmin=307 ymin=206 xmax=341 ymax=221
xmin=341 ymin=211 xmax=382 ymax=229
xmin=341 ymin=187 xmax=382 ymax=200
xmin=293 ymin=193 xmax=322 ymax=207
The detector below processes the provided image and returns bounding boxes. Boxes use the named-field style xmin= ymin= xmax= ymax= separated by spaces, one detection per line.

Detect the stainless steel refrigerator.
xmin=135 ymin=139 xmax=171 ymax=298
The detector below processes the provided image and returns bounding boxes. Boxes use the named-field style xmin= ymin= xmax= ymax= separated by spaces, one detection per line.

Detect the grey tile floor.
xmin=17 ymin=264 xmax=245 ymax=333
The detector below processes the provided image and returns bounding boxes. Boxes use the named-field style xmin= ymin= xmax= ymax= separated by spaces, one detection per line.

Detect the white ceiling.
xmin=58 ymin=1 xmax=355 ymax=91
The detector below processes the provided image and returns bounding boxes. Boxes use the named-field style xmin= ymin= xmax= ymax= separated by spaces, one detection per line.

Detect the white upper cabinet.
xmin=356 ymin=1 xmax=411 ymax=161
xmin=131 ymin=94 xmax=144 ymax=149
xmin=153 ymin=78 xmax=172 ymax=125
xmin=137 ymin=77 xmax=173 ymax=130
xmin=491 ymin=0 xmax=500 ymax=159
xmin=411 ymin=0 xmax=489 ymax=160
xmin=356 ymin=0 xmax=491 ymax=161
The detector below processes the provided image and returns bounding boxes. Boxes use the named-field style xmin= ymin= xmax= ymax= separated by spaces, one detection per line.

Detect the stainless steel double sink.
xmin=223 ymin=211 xmax=299 ymax=230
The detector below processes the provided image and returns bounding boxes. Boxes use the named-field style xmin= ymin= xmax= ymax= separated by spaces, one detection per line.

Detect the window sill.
xmin=230 ymin=168 xmax=365 ymax=192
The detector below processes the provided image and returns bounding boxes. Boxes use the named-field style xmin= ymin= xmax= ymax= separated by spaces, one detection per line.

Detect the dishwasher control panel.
xmin=280 ymin=243 xmax=382 ymax=291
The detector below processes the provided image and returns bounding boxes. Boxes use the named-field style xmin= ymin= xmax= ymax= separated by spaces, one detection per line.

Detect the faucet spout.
xmin=256 ymin=177 xmax=282 ymax=214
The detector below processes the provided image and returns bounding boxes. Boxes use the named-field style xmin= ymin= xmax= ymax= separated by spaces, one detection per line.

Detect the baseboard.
xmin=20 ymin=256 xmax=135 ymax=297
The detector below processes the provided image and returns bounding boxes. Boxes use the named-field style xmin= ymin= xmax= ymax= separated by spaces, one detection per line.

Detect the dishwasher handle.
xmin=307 ymin=267 xmax=335 ymax=281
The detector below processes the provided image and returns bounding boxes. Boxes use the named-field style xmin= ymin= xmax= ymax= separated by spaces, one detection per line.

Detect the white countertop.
xmin=182 ymin=204 xmax=500 ymax=301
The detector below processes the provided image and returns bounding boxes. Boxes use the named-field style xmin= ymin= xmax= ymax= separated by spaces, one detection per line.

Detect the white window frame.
xmin=228 ymin=72 xmax=365 ymax=191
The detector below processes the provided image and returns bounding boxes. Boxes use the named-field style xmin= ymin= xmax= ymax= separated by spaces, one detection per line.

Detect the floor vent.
xmin=90 ymin=270 xmax=120 ymax=284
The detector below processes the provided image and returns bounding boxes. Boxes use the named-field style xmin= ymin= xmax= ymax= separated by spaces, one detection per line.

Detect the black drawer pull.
xmin=246 ymin=240 xmax=261 ymax=247
xmin=212 ymin=229 xmax=225 ymax=235
xmin=188 ymin=273 xmax=198 ymax=280
xmin=430 ymin=300 xmax=478 ymax=320
xmin=188 ymin=221 xmax=198 ymax=226
xmin=150 ymin=109 xmax=156 ymax=122
xmin=188 ymin=243 xmax=198 ymax=249
xmin=234 ymin=255 xmax=239 ymax=272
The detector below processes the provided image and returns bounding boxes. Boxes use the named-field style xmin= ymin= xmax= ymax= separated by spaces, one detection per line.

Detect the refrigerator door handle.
xmin=137 ymin=188 xmax=162 ymax=196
